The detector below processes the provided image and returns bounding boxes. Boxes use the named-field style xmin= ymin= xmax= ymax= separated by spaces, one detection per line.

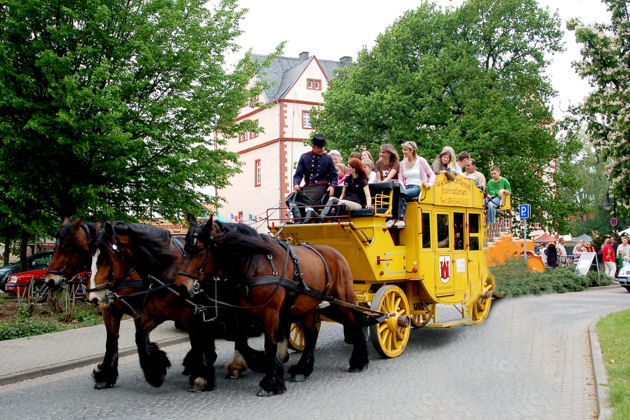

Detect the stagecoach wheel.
xmin=471 ymin=274 xmax=495 ymax=322
xmin=287 ymin=321 xmax=321 ymax=352
xmin=411 ymin=303 xmax=435 ymax=328
xmin=369 ymin=285 xmax=411 ymax=358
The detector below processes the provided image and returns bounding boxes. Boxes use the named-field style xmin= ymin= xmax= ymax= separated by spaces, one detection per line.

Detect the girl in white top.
xmin=398 ymin=141 xmax=435 ymax=199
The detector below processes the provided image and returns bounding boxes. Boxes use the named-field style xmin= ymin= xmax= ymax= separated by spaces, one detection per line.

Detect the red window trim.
xmin=302 ymin=111 xmax=313 ymax=130
xmin=254 ymin=159 xmax=261 ymax=187
xmin=238 ymin=131 xmax=248 ymax=143
xmin=307 ymin=78 xmax=322 ymax=90
xmin=250 ymin=119 xmax=259 ymax=139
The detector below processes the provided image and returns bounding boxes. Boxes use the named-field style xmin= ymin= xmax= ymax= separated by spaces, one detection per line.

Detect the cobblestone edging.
xmin=589 ymin=320 xmax=612 ymax=420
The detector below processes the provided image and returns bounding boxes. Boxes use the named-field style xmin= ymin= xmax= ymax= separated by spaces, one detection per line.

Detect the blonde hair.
xmin=362 ymin=159 xmax=374 ymax=170
xmin=401 ymin=141 xmax=418 ymax=158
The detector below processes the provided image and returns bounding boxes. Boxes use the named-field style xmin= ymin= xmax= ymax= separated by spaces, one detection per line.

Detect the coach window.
xmin=437 ymin=213 xmax=449 ymax=248
xmin=454 ymin=212 xmax=464 ymax=250
xmin=421 ymin=212 xmax=432 ymax=248
xmin=469 ymin=213 xmax=480 ymax=250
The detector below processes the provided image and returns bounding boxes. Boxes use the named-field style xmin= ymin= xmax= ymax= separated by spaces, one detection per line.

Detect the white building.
xmin=217 ymin=52 xmax=350 ymax=230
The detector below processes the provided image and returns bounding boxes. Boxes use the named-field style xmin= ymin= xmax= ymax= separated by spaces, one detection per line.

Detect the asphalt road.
xmin=0 ymin=286 xmax=628 ymax=420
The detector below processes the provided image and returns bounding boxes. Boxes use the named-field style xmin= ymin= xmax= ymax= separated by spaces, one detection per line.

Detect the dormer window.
xmin=307 ymin=79 xmax=321 ymax=90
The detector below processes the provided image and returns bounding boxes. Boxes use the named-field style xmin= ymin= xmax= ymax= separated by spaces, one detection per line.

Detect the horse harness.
xmin=245 ymin=240 xmax=333 ymax=310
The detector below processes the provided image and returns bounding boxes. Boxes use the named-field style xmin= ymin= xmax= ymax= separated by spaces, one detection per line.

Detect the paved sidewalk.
xmin=0 ymin=318 xmax=188 ymax=385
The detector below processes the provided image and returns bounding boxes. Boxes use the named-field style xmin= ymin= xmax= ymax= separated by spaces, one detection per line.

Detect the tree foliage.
xmin=0 ymin=0 xmax=267 ymax=240
xmin=568 ymin=0 xmax=630 ymax=210
xmin=313 ymin=0 xmax=581 ymax=231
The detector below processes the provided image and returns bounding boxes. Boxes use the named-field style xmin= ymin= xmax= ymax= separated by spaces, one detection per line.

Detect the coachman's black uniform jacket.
xmin=293 ymin=151 xmax=338 ymax=188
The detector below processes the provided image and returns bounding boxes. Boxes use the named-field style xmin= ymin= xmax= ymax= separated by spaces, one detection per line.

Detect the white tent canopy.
xmin=619 ymin=226 xmax=630 ymax=236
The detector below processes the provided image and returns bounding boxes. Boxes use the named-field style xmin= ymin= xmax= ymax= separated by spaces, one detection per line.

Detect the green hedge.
xmin=491 ymin=259 xmax=612 ymax=297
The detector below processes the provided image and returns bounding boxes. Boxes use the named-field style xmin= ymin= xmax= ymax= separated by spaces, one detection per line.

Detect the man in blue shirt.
xmin=289 ymin=134 xmax=337 ymax=223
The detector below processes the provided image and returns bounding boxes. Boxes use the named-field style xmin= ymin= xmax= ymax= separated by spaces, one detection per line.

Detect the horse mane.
xmin=59 ymin=222 xmax=100 ymax=250
xmin=112 ymin=222 xmax=177 ymax=276
xmin=211 ymin=221 xmax=275 ymax=256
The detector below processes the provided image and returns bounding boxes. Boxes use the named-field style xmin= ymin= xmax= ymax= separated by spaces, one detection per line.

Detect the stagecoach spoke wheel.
xmin=471 ymin=274 xmax=495 ymax=323
xmin=411 ymin=303 xmax=435 ymax=328
xmin=287 ymin=320 xmax=321 ymax=352
xmin=369 ymin=285 xmax=411 ymax=358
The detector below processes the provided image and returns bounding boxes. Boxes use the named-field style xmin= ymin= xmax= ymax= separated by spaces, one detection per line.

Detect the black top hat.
xmin=311 ymin=133 xmax=326 ymax=147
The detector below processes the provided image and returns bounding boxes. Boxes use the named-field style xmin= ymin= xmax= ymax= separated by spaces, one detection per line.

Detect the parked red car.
xmin=5 ymin=270 xmax=89 ymax=302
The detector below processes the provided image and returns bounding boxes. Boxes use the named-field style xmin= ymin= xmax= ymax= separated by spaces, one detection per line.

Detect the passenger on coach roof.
xmin=391 ymin=141 xmax=436 ymax=229
xmin=432 ymin=146 xmax=456 ymax=181
xmin=375 ymin=144 xmax=406 ymax=228
xmin=485 ymin=165 xmax=511 ymax=236
xmin=321 ymin=158 xmax=373 ymax=219
xmin=465 ymin=158 xmax=486 ymax=192
xmin=375 ymin=144 xmax=400 ymax=182
xmin=329 ymin=149 xmax=342 ymax=166
xmin=289 ymin=134 xmax=337 ymax=224
xmin=398 ymin=141 xmax=435 ymax=199
xmin=348 ymin=151 xmax=362 ymax=162
xmin=362 ymin=159 xmax=378 ymax=184
xmin=454 ymin=151 xmax=471 ymax=175
xmin=336 ymin=163 xmax=348 ymax=186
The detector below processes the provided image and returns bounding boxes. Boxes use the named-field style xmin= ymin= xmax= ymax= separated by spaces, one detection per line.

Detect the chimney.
xmin=339 ymin=56 xmax=351 ymax=66
xmin=299 ymin=51 xmax=309 ymax=61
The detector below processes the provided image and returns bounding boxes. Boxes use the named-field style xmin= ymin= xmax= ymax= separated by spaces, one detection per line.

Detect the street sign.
xmin=611 ymin=217 xmax=618 ymax=227
xmin=519 ymin=204 xmax=530 ymax=219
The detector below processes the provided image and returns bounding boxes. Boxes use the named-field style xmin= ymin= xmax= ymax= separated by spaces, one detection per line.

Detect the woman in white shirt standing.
xmin=398 ymin=141 xmax=435 ymax=199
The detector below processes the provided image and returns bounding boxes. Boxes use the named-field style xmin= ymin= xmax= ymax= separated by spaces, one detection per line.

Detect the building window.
xmin=250 ymin=120 xmax=259 ymax=139
xmin=254 ymin=159 xmax=261 ymax=187
xmin=249 ymin=95 xmax=259 ymax=106
xmin=238 ymin=131 xmax=248 ymax=142
xmin=307 ymin=79 xmax=321 ymax=90
xmin=302 ymin=111 xmax=312 ymax=129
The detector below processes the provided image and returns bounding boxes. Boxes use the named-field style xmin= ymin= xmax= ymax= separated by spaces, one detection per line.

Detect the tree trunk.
xmin=2 ymin=234 xmax=10 ymax=265
xmin=19 ymin=230 xmax=29 ymax=271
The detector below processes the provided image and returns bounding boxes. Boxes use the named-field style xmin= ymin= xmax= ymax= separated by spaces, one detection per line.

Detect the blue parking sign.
xmin=519 ymin=204 xmax=530 ymax=219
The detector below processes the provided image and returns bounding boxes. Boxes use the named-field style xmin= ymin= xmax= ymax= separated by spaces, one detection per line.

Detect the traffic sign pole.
xmin=519 ymin=204 xmax=531 ymax=265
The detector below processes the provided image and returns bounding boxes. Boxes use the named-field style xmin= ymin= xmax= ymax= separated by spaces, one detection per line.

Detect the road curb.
xmin=0 ymin=335 xmax=189 ymax=386
xmin=588 ymin=319 xmax=611 ymax=420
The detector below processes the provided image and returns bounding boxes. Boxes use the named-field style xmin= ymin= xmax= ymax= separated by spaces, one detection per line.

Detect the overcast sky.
xmin=233 ymin=0 xmax=611 ymax=120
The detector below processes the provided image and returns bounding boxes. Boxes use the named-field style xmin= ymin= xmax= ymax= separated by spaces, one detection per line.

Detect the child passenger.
xmin=363 ymin=159 xmax=378 ymax=183
xmin=485 ymin=165 xmax=511 ymax=236
xmin=321 ymin=158 xmax=372 ymax=218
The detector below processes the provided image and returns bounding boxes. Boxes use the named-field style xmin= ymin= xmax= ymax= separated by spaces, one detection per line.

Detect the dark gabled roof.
xmin=252 ymin=54 xmax=349 ymax=103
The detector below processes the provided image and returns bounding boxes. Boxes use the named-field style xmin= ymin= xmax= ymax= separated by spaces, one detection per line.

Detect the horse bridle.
xmin=46 ymin=223 xmax=93 ymax=286
xmin=177 ymin=231 xmax=216 ymax=295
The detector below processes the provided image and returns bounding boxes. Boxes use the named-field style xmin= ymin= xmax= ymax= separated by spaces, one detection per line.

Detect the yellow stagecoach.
xmin=268 ymin=173 xmax=499 ymax=358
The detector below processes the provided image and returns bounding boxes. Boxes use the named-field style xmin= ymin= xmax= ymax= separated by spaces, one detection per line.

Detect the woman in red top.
xmin=321 ymin=158 xmax=372 ymax=218
xmin=602 ymin=238 xmax=617 ymax=279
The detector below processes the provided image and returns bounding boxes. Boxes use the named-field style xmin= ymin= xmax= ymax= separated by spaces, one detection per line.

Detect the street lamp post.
xmin=604 ymin=189 xmax=618 ymax=234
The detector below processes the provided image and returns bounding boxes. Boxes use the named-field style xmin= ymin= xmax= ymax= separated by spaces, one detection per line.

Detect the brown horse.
xmin=175 ymin=216 xmax=369 ymax=397
xmin=89 ymin=221 xmax=265 ymax=391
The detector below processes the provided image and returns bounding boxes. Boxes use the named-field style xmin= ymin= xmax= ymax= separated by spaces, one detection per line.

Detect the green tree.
xmin=313 ymin=0 xmax=580 ymax=231
xmin=0 ymin=0 xmax=269 ymax=242
xmin=568 ymin=0 xmax=630 ymax=210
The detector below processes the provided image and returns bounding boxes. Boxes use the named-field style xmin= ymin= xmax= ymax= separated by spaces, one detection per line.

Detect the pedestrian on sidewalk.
xmin=602 ymin=238 xmax=617 ymax=279
xmin=546 ymin=241 xmax=558 ymax=268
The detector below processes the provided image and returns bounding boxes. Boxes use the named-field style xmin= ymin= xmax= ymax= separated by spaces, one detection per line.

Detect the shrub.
xmin=492 ymin=259 xmax=612 ymax=297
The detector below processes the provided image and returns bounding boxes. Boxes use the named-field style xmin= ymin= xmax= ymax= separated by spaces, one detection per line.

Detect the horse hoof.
xmin=188 ymin=377 xmax=213 ymax=392
xmin=256 ymin=388 xmax=283 ymax=397
xmin=93 ymin=382 xmax=114 ymax=390
xmin=348 ymin=365 xmax=367 ymax=373
xmin=225 ymin=368 xmax=241 ymax=379
xmin=289 ymin=373 xmax=306 ymax=382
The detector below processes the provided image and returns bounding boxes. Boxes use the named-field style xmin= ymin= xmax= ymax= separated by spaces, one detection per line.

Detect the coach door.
xmin=466 ymin=211 xmax=483 ymax=291
xmin=435 ymin=212 xmax=455 ymax=296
